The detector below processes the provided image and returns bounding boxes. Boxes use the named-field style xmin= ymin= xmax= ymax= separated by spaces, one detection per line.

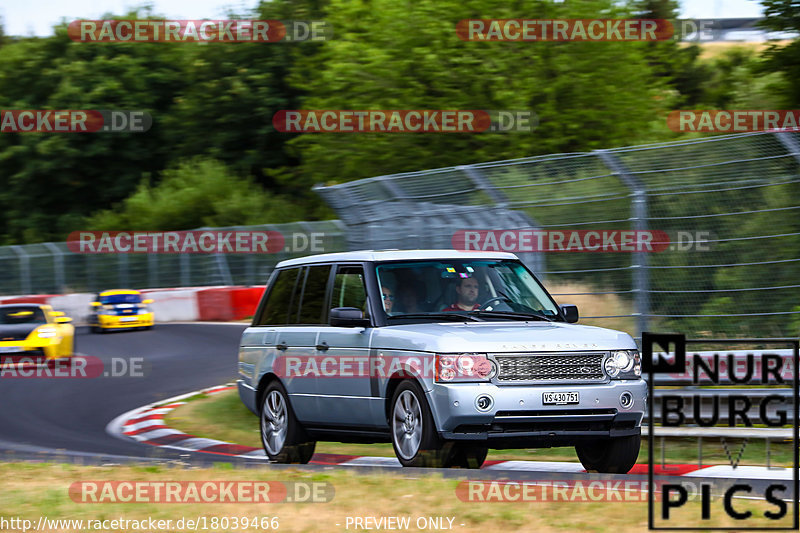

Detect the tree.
xmin=760 ymin=0 xmax=800 ymax=106
xmin=85 ymin=157 xmax=299 ymax=230
xmin=285 ymin=0 xmax=672 ymax=185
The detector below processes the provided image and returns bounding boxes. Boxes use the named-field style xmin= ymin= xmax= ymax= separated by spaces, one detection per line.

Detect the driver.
xmin=442 ymin=277 xmax=480 ymax=312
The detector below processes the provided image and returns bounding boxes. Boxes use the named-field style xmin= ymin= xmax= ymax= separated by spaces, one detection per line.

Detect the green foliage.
xmin=287 ymin=0 xmax=673 ymax=184
xmin=85 ymin=158 xmax=300 ymax=230
xmin=760 ymin=0 xmax=800 ymax=107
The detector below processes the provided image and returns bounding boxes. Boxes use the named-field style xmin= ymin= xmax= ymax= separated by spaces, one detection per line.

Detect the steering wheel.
xmin=479 ymin=296 xmax=511 ymax=311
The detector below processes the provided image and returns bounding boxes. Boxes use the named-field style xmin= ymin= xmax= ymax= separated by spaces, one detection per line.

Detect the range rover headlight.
xmin=439 ymin=355 xmax=456 ymax=368
xmin=436 ymin=353 xmax=495 ymax=383
xmin=605 ymin=350 xmax=641 ymax=379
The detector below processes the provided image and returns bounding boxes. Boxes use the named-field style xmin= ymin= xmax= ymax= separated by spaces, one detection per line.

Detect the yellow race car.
xmin=0 ymin=304 xmax=75 ymax=360
xmin=90 ymin=289 xmax=154 ymax=333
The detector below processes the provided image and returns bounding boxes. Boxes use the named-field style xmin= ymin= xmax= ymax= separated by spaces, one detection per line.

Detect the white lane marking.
xmin=130 ymin=428 xmax=184 ymax=441
xmin=123 ymin=419 xmax=171 ymax=432
xmin=483 ymin=460 xmax=586 ymax=473
xmin=131 ymin=407 xmax=179 ymax=417
xmin=167 ymin=437 xmax=229 ymax=450
xmin=238 ymin=449 xmax=268 ymax=458
xmin=683 ymin=465 xmax=796 ymax=480
xmin=339 ymin=456 xmax=402 ymax=467
xmin=105 ymin=384 xmax=233 ymax=442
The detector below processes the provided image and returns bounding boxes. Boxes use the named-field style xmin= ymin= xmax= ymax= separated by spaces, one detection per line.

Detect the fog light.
xmin=475 ymin=395 xmax=493 ymax=412
xmin=619 ymin=391 xmax=633 ymax=409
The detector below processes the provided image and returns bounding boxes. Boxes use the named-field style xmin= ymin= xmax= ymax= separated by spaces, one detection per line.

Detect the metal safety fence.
xmin=315 ymin=131 xmax=800 ymax=338
xmin=1 ymin=131 xmax=799 ymax=338
xmin=0 ymin=220 xmax=348 ymax=294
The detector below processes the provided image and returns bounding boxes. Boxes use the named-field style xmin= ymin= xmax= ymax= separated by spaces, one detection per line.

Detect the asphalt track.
xmin=0 ymin=323 xmax=248 ymax=464
xmin=0 ymin=323 xmax=794 ymax=499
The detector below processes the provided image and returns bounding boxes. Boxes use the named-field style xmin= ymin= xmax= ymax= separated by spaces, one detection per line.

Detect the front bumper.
xmin=98 ymin=313 xmax=154 ymax=329
xmin=0 ymin=341 xmax=61 ymax=360
xmin=429 ymin=379 xmax=646 ymax=445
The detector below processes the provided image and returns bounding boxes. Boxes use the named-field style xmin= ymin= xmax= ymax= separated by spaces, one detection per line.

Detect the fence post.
xmin=118 ymin=253 xmax=129 ymax=288
xmin=43 ymin=242 xmax=66 ymax=293
xmin=774 ymin=131 xmax=800 ymax=165
xmin=148 ymin=253 xmax=158 ymax=288
xmin=214 ymin=253 xmax=234 ymax=286
xmin=595 ymin=150 xmax=650 ymax=335
xmin=457 ymin=165 xmax=547 ymax=276
xmin=10 ymin=246 xmax=31 ymax=295
xmin=180 ymin=254 xmax=190 ymax=287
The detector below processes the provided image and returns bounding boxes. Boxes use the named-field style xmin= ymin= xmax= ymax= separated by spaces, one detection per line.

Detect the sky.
xmin=1 ymin=0 xmax=767 ymax=37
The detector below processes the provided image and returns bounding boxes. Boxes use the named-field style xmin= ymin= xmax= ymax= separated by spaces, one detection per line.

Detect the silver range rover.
xmin=237 ymin=250 xmax=646 ymax=472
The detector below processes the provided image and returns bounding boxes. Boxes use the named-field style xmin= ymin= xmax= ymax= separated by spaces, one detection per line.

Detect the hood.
xmin=0 ymin=323 xmax=42 ymax=341
xmin=371 ymin=321 xmax=636 ymax=353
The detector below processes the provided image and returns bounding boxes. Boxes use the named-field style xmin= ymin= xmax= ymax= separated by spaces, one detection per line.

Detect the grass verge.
xmin=0 ymin=462 xmax=795 ymax=532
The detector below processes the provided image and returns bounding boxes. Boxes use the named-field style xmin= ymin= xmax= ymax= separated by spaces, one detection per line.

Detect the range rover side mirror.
xmin=560 ymin=304 xmax=579 ymax=323
xmin=330 ymin=307 xmax=370 ymax=327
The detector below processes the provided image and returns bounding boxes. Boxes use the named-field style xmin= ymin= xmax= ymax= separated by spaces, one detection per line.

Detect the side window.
xmin=295 ymin=265 xmax=332 ymax=325
xmin=331 ymin=265 xmax=369 ymax=318
xmin=255 ymin=268 xmax=301 ymax=325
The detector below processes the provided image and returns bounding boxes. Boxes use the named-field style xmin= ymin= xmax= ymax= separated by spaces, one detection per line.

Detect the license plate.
xmin=120 ymin=317 xmax=137 ymax=322
xmin=0 ymin=346 xmax=20 ymax=353
xmin=543 ymin=391 xmax=579 ymax=405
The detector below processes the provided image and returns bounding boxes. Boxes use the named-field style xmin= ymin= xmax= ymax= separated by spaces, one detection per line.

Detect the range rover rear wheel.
xmin=260 ymin=381 xmax=316 ymax=464
xmin=391 ymin=380 xmax=454 ymax=467
xmin=575 ymin=434 xmax=641 ymax=474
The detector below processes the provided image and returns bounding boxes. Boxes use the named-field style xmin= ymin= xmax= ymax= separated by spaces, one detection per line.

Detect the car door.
xmin=281 ymin=263 xmax=333 ymax=424
xmin=314 ymin=264 xmax=377 ymax=427
xmin=243 ymin=267 xmax=319 ymax=422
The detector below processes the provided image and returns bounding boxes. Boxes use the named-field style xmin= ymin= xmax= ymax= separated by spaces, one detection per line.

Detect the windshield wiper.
xmin=469 ymin=310 xmax=553 ymax=322
xmin=390 ymin=313 xmax=482 ymax=322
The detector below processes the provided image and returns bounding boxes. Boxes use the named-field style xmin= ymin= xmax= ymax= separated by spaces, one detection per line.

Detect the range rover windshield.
xmin=375 ymin=259 xmax=561 ymax=321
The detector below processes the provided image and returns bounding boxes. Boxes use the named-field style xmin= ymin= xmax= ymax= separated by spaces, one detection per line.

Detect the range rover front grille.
xmin=493 ymin=352 xmax=606 ymax=383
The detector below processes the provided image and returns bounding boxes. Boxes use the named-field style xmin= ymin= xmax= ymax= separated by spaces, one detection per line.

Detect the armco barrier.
xmin=230 ymin=287 xmax=264 ymax=320
xmin=140 ymin=288 xmax=201 ymax=322
xmin=0 ymin=286 xmax=262 ymax=324
xmin=196 ymin=287 xmax=264 ymax=321
xmin=0 ymin=295 xmax=58 ymax=305
xmin=48 ymin=293 xmax=95 ymax=323
xmin=196 ymin=288 xmax=234 ymax=321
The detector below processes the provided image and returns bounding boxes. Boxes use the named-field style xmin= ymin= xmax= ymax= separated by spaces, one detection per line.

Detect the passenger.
xmin=381 ymin=285 xmax=395 ymax=314
xmin=442 ymin=277 xmax=480 ymax=312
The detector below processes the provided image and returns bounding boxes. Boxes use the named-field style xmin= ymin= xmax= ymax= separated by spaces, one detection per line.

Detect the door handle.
xmin=276 ymin=342 xmax=288 ymax=351
xmin=315 ymin=341 xmax=329 ymax=351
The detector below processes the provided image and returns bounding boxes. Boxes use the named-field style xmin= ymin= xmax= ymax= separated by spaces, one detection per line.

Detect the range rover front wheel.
xmin=575 ymin=433 xmax=641 ymax=474
xmin=390 ymin=380 xmax=453 ymax=467
xmin=260 ymin=381 xmax=316 ymax=464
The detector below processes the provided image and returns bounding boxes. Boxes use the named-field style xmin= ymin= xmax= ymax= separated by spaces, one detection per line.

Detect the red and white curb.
xmin=107 ymin=385 xmax=796 ymax=479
